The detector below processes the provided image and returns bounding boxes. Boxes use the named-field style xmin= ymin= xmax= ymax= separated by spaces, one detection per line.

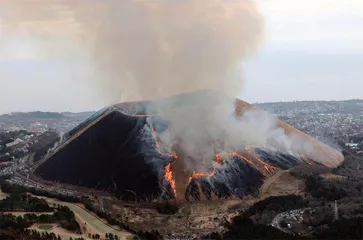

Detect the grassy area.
xmin=38 ymin=225 xmax=53 ymax=231
xmin=126 ymin=235 xmax=138 ymax=240
xmin=0 ymin=189 xmax=9 ymax=200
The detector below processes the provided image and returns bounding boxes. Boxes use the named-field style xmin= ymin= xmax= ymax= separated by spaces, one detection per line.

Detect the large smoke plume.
xmin=62 ymin=0 xmax=266 ymax=173
xmin=66 ymin=0 xmax=264 ymax=103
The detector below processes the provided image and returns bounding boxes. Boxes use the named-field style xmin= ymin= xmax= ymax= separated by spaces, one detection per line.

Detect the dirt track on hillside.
xmin=260 ymin=170 xmax=287 ymax=196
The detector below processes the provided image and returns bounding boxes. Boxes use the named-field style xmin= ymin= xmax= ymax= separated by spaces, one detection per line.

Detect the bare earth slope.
xmin=234 ymin=98 xmax=343 ymax=168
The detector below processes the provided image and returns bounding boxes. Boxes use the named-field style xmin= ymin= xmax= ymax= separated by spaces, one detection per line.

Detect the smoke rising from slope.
xmin=64 ymin=0 xmax=269 ymax=176
xmin=66 ymin=0 xmax=264 ymax=104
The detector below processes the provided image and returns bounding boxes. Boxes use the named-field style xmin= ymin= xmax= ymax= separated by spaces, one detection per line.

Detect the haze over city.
xmin=0 ymin=0 xmax=362 ymax=114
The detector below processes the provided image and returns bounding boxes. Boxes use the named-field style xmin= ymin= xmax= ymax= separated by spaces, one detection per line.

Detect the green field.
xmin=126 ymin=235 xmax=138 ymax=240
xmin=38 ymin=225 xmax=53 ymax=231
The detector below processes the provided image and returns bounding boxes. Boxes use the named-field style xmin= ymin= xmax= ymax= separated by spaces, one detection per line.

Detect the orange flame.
xmin=164 ymin=163 xmax=177 ymax=198
xmin=149 ymin=120 xmax=292 ymax=200
xmin=149 ymin=122 xmax=178 ymax=198
xmin=244 ymin=146 xmax=276 ymax=174
xmin=188 ymin=151 xmax=255 ymax=184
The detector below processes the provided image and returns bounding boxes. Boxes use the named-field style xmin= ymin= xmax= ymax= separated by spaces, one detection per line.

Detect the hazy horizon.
xmin=0 ymin=0 xmax=362 ymax=114
xmin=2 ymin=94 xmax=363 ymax=115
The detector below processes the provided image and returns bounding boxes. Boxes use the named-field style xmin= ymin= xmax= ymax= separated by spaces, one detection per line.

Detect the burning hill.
xmin=33 ymin=90 xmax=344 ymax=202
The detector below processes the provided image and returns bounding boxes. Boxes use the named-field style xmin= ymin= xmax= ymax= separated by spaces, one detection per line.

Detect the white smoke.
xmin=47 ymin=132 xmax=64 ymax=155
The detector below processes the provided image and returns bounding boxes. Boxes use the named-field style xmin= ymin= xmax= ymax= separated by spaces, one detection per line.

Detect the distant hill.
xmin=0 ymin=111 xmax=95 ymax=133
xmin=254 ymin=99 xmax=363 ymax=116
xmin=1 ymin=111 xmax=65 ymax=120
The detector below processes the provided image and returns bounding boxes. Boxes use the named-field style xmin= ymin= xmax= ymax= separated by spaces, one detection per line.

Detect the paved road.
xmin=32 ymin=195 xmax=135 ymax=240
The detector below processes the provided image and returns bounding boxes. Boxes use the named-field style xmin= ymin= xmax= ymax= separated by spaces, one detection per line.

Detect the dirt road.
xmin=260 ymin=170 xmax=286 ymax=196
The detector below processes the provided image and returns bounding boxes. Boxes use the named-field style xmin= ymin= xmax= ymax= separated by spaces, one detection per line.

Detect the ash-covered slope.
xmin=34 ymin=90 xmax=344 ymax=201
xmin=35 ymin=111 xmax=171 ymax=200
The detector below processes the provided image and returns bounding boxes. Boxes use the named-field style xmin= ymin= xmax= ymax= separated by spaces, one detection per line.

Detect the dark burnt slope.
xmin=186 ymin=156 xmax=265 ymax=201
xmin=34 ymin=111 xmax=168 ymax=201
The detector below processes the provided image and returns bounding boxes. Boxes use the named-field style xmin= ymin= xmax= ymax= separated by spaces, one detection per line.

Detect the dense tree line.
xmin=204 ymin=195 xmax=310 ymax=239
xmin=204 ymin=216 xmax=296 ymax=240
xmin=0 ymin=192 xmax=52 ymax=212
xmin=333 ymin=150 xmax=363 ymax=179
xmin=314 ymin=217 xmax=363 ymax=239
xmin=290 ymin=151 xmax=363 ymax=202
xmin=84 ymin=201 xmax=119 ymax=226
xmin=304 ymin=175 xmax=356 ymax=201
xmin=205 ymin=212 xmax=363 ymax=239
xmin=0 ymin=181 xmax=81 ymax=203
xmin=154 ymin=201 xmax=179 ymax=215
xmin=0 ymin=205 xmax=80 ymax=232
xmin=0 ymin=229 xmax=61 ymax=240
xmin=242 ymin=195 xmax=307 ymax=218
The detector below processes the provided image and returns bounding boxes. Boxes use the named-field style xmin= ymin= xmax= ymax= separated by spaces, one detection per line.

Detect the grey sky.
xmin=0 ymin=0 xmax=362 ymax=113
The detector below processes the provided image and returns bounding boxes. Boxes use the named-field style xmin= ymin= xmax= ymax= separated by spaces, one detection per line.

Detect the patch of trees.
xmin=290 ymin=151 xmax=363 ymax=202
xmin=54 ymin=205 xmax=81 ymax=232
xmin=154 ymin=202 xmax=179 ymax=215
xmin=0 ymin=181 xmax=81 ymax=203
xmin=104 ymin=233 xmax=122 ymax=240
xmin=136 ymin=230 xmax=163 ymax=240
xmin=0 ymin=206 xmax=80 ymax=233
xmin=242 ymin=195 xmax=307 ymax=218
xmin=88 ymin=233 xmax=101 ymax=239
xmin=0 ymin=192 xmax=52 ymax=212
xmin=83 ymin=201 xmax=119 ymax=226
xmin=203 ymin=195 xmax=309 ymax=239
xmin=305 ymin=176 xmax=350 ymax=201
xmin=0 ymin=229 xmax=61 ymax=240
xmin=118 ymin=221 xmax=163 ymax=240
xmin=290 ymin=165 xmax=331 ymax=179
xmin=333 ymin=150 xmax=363 ymax=179
xmin=204 ymin=217 xmax=296 ymax=240
xmin=314 ymin=217 xmax=363 ymax=239
xmin=304 ymin=174 xmax=362 ymax=202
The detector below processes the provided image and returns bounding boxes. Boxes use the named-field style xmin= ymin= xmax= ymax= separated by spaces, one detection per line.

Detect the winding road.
xmin=29 ymin=194 xmax=135 ymax=240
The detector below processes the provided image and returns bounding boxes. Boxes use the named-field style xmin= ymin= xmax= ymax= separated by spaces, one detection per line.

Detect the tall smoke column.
xmin=67 ymin=0 xmax=264 ymax=198
xmin=1 ymin=0 xmax=263 ymax=100
xmin=64 ymin=0 xmax=264 ymax=104
xmin=66 ymin=0 xmax=264 ymax=198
